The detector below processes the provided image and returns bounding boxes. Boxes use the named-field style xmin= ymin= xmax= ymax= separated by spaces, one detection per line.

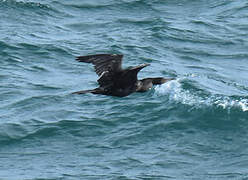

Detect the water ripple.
xmin=1 ymin=0 xmax=248 ymax=179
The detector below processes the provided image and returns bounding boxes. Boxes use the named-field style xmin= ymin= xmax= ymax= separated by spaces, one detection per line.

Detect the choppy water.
xmin=1 ymin=0 xmax=248 ymax=179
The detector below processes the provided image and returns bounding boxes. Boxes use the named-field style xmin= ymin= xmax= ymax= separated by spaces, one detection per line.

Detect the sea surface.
xmin=1 ymin=0 xmax=248 ymax=179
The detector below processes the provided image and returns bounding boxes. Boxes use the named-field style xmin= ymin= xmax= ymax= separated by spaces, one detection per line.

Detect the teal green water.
xmin=1 ymin=0 xmax=248 ymax=179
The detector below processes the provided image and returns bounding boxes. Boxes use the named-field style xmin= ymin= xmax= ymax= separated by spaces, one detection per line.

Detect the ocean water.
xmin=0 ymin=0 xmax=248 ymax=179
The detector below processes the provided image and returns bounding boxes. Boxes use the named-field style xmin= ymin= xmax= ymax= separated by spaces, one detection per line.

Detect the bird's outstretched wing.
xmin=76 ymin=54 xmax=123 ymax=76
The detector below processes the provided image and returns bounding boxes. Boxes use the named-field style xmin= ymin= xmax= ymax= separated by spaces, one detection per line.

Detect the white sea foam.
xmin=214 ymin=98 xmax=248 ymax=112
xmin=155 ymin=78 xmax=203 ymax=106
xmin=155 ymin=79 xmax=248 ymax=112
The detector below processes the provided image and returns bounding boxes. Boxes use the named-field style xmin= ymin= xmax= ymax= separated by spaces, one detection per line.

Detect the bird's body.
xmin=73 ymin=54 xmax=174 ymax=97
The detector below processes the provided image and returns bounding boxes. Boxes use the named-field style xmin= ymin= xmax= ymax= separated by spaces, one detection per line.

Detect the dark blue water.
xmin=1 ymin=0 xmax=248 ymax=179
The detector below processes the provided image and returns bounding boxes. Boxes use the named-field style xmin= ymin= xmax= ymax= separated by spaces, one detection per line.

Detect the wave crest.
xmin=155 ymin=79 xmax=248 ymax=112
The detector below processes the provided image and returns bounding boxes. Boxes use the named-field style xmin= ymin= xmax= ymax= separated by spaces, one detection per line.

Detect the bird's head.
xmin=129 ymin=63 xmax=150 ymax=71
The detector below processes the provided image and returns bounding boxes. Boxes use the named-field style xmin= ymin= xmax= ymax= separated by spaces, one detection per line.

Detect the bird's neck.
xmin=136 ymin=80 xmax=153 ymax=92
xmin=135 ymin=80 xmax=143 ymax=92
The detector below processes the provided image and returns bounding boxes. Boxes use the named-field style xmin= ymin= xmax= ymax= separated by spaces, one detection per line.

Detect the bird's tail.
xmin=72 ymin=89 xmax=97 ymax=95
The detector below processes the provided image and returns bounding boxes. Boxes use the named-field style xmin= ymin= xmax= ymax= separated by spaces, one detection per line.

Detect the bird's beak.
xmin=135 ymin=63 xmax=150 ymax=69
xmin=129 ymin=63 xmax=150 ymax=71
xmin=140 ymin=63 xmax=150 ymax=68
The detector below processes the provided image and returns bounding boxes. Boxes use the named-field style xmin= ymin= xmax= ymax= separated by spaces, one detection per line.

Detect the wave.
xmin=58 ymin=0 xmax=152 ymax=9
xmin=0 ymin=121 xmax=60 ymax=144
xmin=0 ymin=41 xmax=20 ymax=51
xmin=0 ymin=0 xmax=67 ymax=21
xmin=155 ymin=78 xmax=248 ymax=112
xmin=0 ymin=118 xmax=107 ymax=145
xmin=0 ymin=0 xmax=51 ymax=10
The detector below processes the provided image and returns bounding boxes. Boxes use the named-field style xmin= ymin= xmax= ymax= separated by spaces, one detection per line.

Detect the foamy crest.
xmin=155 ymin=79 xmax=248 ymax=112
xmin=214 ymin=98 xmax=248 ymax=112
xmin=155 ymin=78 xmax=202 ymax=105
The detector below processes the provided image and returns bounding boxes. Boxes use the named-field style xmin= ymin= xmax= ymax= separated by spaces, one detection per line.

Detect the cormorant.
xmin=73 ymin=54 xmax=174 ymax=97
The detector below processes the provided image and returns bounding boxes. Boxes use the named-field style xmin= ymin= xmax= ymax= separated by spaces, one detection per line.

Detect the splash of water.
xmin=155 ymin=79 xmax=248 ymax=112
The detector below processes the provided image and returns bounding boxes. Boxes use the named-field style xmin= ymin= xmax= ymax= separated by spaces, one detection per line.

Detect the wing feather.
xmin=76 ymin=54 xmax=123 ymax=76
xmin=76 ymin=54 xmax=123 ymax=87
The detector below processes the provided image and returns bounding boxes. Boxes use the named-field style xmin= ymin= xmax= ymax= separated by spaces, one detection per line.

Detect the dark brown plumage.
xmin=73 ymin=54 xmax=174 ymax=97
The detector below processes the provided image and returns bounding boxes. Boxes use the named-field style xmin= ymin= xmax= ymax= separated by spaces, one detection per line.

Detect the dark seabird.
xmin=73 ymin=54 xmax=174 ymax=97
